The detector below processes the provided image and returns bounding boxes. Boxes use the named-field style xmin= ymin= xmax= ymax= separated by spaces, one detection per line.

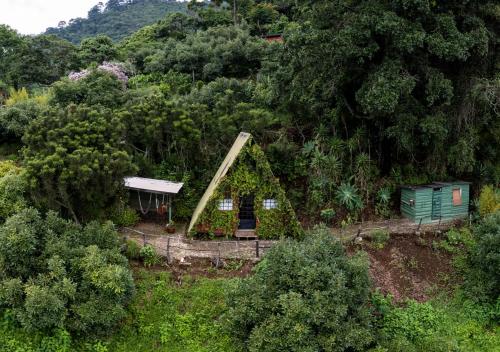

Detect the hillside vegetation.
xmin=45 ymin=0 xmax=187 ymax=43
xmin=0 ymin=0 xmax=499 ymax=351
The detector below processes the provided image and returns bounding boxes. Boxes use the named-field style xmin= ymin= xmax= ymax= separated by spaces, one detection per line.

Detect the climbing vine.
xmin=192 ymin=139 xmax=303 ymax=239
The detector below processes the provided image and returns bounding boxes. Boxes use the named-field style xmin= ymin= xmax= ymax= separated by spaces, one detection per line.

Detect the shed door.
xmin=432 ymin=188 xmax=442 ymax=220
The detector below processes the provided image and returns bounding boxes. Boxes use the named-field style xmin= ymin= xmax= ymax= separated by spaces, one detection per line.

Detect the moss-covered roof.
xmin=187 ymin=132 xmax=252 ymax=234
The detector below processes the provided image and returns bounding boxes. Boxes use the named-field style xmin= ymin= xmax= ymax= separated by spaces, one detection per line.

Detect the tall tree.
xmin=23 ymin=104 xmax=136 ymax=222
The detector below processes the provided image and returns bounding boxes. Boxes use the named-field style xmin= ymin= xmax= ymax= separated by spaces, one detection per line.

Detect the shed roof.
xmin=124 ymin=177 xmax=183 ymax=194
xmin=401 ymin=181 xmax=471 ymax=190
xmin=187 ymin=132 xmax=252 ymax=234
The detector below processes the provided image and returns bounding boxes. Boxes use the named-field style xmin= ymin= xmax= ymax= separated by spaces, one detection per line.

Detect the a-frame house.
xmin=188 ymin=132 xmax=302 ymax=239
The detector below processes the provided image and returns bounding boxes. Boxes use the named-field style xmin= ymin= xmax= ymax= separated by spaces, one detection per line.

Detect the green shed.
xmin=400 ymin=182 xmax=470 ymax=224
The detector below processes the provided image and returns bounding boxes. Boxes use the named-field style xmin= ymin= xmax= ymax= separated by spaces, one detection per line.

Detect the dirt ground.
xmin=125 ymin=221 xmax=459 ymax=302
xmin=349 ymin=232 xmax=457 ymax=302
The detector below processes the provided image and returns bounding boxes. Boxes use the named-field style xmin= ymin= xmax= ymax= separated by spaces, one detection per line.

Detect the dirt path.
xmin=331 ymin=217 xmax=467 ymax=241
xmin=121 ymin=223 xmax=274 ymax=261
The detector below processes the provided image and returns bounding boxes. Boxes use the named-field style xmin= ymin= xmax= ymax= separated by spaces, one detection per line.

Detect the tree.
xmin=262 ymin=0 xmax=498 ymax=181
xmin=0 ymin=209 xmax=134 ymax=333
xmin=51 ymin=70 xmax=127 ymax=108
xmin=0 ymin=25 xmax=24 ymax=87
xmin=0 ymin=161 xmax=28 ymax=223
xmin=23 ymin=104 xmax=136 ymax=222
xmin=466 ymin=212 xmax=500 ymax=304
xmin=78 ymin=35 xmax=118 ymax=67
xmin=9 ymin=35 xmax=79 ymax=88
xmin=226 ymin=226 xmax=373 ymax=351
xmin=148 ymin=25 xmax=266 ymax=81
xmin=0 ymin=99 xmax=44 ymax=141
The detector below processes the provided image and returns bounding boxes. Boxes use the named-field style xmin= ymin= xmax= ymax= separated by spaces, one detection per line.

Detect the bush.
xmin=125 ymin=240 xmax=141 ymax=260
xmin=0 ymin=209 xmax=134 ymax=334
xmin=0 ymin=168 xmax=28 ymax=222
xmin=371 ymin=230 xmax=390 ymax=249
xmin=320 ymin=208 xmax=335 ymax=225
xmin=140 ymin=245 xmax=161 ymax=267
xmin=478 ymin=185 xmax=500 ymax=217
xmin=225 ymin=225 xmax=374 ymax=351
xmin=466 ymin=212 xmax=500 ymax=304
xmin=110 ymin=203 xmax=139 ymax=228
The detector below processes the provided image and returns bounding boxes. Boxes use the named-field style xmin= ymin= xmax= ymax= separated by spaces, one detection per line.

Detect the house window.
xmin=263 ymin=199 xmax=278 ymax=210
xmin=219 ymin=199 xmax=233 ymax=211
xmin=452 ymin=188 xmax=462 ymax=206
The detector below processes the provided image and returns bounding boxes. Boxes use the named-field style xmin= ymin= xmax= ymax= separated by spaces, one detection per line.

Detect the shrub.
xmin=225 ymin=225 xmax=374 ymax=351
xmin=140 ymin=245 xmax=161 ymax=267
xmin=478 ymin=185 xmax=500 ymax=217
xmin=0 ymin=209 xmax=134 ymax=334
xmin=0 ymin=168 xmax=28 ymax=222
xmin=466 ymin=212 xmax=500 ymax=304
xmin=320 ymin=208 xmax=335 ymax=225
xmin=371 ymin=230 xmax=390 ymax=249
xmin=110 ymin=203 xmax=139 ymax=227
xmin=335 ymin=182 xmax=363 ymax=214
xmin=125 ymin=240 xmax=141 ymax=260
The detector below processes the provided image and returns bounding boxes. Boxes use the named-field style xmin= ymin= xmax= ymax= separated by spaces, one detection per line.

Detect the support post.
xmin=168 ymin=195 xmax=172 ymax=223
xmin=255 ymin=240 xmax=260 ymax=258
xmin=166 ymin=237 xmax=171 ymax=264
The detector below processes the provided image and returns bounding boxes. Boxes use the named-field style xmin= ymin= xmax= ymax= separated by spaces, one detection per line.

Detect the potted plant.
xmin=165 ymin=221 xmax=176 ymax=234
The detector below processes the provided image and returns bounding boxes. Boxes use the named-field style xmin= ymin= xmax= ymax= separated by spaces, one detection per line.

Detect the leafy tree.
xmin=466 ymin=212 xmax=500 ymax=304
xmin=0 ymin=209 xmax=134 ymax=333
xmin=0 ymin=99 xmax=43 ymax=140
xmin=78 ymin=35 xmax=118 ymax=66
xmin=262 ymin=0 xmax=498 ymax=181
xmin=9 ymin=35 xmax=79 ymax=88
xmin=0 ymin=162 xmax=28 ymax=223
xmin=23 ymin=104 xmax=136 ymax=222
xmin=50 ymin=70 xmax=127 ymax=108
xmin=0 ymin=25 xmax=24 ymax=87
xmin=226 ymin=226 xmax=373 ymax=351
xmin=148 ymin=25 xmax=266 ymax=81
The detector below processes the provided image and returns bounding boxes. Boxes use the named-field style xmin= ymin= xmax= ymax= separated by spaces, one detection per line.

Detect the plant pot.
xmin=214 ymin=228 xmax=225 ymax=236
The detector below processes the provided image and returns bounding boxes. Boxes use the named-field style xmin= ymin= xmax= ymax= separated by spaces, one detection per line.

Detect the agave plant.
xmin=377 ymin=187 xmax=391 ymax=204
xmin=335 ymin=183 xmax=363 ymax=211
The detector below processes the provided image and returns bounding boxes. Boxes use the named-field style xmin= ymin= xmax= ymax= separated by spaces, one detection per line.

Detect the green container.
xmin=400 ymin=182 xmax=470 ymax=224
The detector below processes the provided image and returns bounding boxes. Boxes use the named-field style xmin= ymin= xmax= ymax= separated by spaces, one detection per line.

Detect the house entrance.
xmin=239 ymin=195 xmax=256 ymax=229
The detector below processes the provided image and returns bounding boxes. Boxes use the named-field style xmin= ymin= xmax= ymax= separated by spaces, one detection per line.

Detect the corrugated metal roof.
xmin=124 ymin=177 xmax=183 ymax=194
xmin=187 ymin=132 xmax=252 ymax=234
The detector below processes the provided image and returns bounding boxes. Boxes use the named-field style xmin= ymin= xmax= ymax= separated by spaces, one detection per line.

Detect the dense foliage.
xmin=0 ymin=0 xmax=498 ymax=349
xmin=226 ymin=226 xmax=373 ymax=351
xmin=0 ymin=209 xmax=134 ymax=334
xmin=23 ymin=103 xmax=136 ymax=222
xmin=466 ymin=212 xmax=500 ymax=304
xmin=45 ymin=0 xmax=187 ymax=44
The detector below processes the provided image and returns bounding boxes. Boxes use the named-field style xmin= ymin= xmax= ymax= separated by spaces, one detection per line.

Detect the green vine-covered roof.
xmin=187 ymin=132 xmax=252 ymax=233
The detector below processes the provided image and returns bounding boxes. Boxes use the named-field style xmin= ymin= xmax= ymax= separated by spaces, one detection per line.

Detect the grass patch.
xmin=102 ymin=269 xmax=238 ymax=352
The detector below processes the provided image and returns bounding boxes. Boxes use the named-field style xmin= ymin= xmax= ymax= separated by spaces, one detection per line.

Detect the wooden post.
xmin=166 ymin=237 xmax=171 ymax=264
xmin=218 ymin=242 xmax=221 ymax=264
xmin=168 ymin=195 xmax=172 ymax=223
xmin=255 ymin=240 xmax=260 ymax=258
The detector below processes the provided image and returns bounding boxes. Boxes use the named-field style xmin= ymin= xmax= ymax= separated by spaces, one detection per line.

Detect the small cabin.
xmin=400 ymin=182 xmax=470 ymax=224
xmin=188 ymin=132 xmax=302 ymax=239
